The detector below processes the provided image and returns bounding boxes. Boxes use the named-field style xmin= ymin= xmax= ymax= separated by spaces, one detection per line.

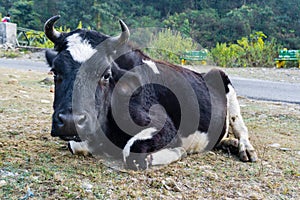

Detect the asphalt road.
xmin=1 ymin=58 xmax=300 ymax=104
xmin=0 ymin=58 xmax=49 ymax=72
xmin=231 ymin=77 xmax=300 ymax=104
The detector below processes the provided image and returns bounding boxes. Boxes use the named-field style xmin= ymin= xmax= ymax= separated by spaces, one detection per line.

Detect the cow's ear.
xmin=45 ymin=50 xmax=57 ymax=66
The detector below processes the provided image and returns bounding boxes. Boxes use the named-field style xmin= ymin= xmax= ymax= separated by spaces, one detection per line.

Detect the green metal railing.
xmin=274 ymin=49 xmax=300 ymax=68
xmin=179 ymin=50 xmax=208 ymax=65
xmin=16 ymin=27 xmax=47 ymax=47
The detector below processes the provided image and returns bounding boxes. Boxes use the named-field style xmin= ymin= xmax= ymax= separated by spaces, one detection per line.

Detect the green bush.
xmin=211 ymin=31 xmax=281 ymax=68
xmin=0 ymin=49 xmax=20 ymax=58
xmin=21 ymin=23 xmax=80 ymax=48
xmin=25 ymin=30 xmax=54 ymax=48
xmin=145 ymin=28 xmax=199 ymax=64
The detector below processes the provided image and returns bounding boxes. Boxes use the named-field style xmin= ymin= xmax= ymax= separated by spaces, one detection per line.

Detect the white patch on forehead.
xmin=181 ymin=131 xmax=209 ymax=154
xmin=122 ymin=127 xmax=157 ymax=162
xmin=143 ymin=59 xmax=160 ymax=74
xmin=66 ymin=33 xmax=97 ymax=63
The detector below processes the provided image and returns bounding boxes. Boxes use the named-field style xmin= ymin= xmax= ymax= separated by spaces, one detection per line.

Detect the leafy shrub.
xmin=145 ymin=28 xmax=199 ymax=64
xmin=211 ymin=31 xmax=281 ymax=67
xmin=0 ymin=49 xmax=20 ymax=58
xmin=20 ymin=22 xmax=82 ymax=49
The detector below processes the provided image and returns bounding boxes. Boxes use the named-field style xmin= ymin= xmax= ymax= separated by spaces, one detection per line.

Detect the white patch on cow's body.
xmin=181 ymin=131 xmax=209 ymax=154
xmin=143 ymin=59 xmax=160 ymax=74
xmin=148 ymin=147 xmax=187 ymax=166
xmin=68 ymin=140 xmax=90 ymax=156
xmin=123 ymin=127 xmax=157 ymax=162
xmin=66 ymin=33 xmax=97 ymax=63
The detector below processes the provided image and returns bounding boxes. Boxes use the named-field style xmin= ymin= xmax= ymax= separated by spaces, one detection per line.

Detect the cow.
xmin=44 ymin=15 xmax=258 ymax=170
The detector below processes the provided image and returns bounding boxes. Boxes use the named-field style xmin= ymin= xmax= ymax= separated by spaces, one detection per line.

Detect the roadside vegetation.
xmin=210 ymin=31 xmax=281 ymax=68
xmin=0 ymin=49 xmax=21 ymax=58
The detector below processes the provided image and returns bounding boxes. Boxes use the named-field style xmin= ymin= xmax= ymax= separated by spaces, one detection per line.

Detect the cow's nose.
xmin=57 ymin=113 xmax=87 ymax=133
xmin=58 ymin=113 xmax=87 ymax=128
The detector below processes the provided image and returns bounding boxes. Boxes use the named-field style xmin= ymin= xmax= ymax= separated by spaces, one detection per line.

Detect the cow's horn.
xmin=112 ymin=20 xmax=130 ymax=45
xmin=44 ymin=15 xmax=62 ymax=43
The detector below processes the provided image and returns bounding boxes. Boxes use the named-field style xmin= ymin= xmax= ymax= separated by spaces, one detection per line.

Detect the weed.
xmin=211 ymin=31 xmax=281 ymax=68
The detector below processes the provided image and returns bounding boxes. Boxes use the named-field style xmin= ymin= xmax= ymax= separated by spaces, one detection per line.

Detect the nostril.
xmin=57 ymin=113 xmax=74 ymax=127
xmin=76 ymin=114 xmax=87 ymax=126
xmin=56 ymin=112 xmax=87 ymax=129
xmin=58 ymin=113 xmax=66 ymax=124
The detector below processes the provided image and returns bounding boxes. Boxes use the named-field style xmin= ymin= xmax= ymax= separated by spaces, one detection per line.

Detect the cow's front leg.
xmin=125 ymin=147 xmax=187 ymax=170
xmin=148 ymin=147 xmax=187 ymax=166
xmin=227 ymin=85 xmax=258 ymax=162
xmin=122 ymin=127 xmax=157 ymax=170
xmin=122 ymin=126 xmax=181 ymax=170
xmin=68 ymin=140 xmax=91 ymax=156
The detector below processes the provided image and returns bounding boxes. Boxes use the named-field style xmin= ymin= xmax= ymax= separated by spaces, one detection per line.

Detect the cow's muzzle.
xmin=51 ymin=110 xmax=88 ymax=141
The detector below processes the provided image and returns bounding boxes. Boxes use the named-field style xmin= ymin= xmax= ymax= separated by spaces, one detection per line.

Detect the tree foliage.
xmin=1 ymin=0 xmax=299 ymax=50
xmin=146 ymin=28 xmax=199 ymax=64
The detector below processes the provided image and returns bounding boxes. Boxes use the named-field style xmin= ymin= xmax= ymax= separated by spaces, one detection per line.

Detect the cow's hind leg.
xmin=226 ymin=85 xmax=258 ymax=162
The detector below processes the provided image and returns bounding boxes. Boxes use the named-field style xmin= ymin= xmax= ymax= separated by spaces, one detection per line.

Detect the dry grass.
xmin=0 ymin=67 xmax=299 ymax=199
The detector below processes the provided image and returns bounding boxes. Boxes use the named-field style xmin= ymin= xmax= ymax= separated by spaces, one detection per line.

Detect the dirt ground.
xmin=0 ymin=65 xmax=299 ymax=199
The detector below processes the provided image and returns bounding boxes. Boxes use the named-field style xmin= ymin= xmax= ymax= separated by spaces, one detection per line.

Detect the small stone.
xmin=258 ymin=114 xmax=268 ymax=119
xmin=19 ymin=90 xmax=27 ymax=94
xmin=269 ymin=143 xmax=280 ymax=148
xmin=0 ymin=180 xmax=7 ymax=187
xmin=7 ymin=79 xmax=18 ymax=85
xmin=8 ymin=74 xmax=18 ymax=79
xmin=53 ymin=172 xmax=63 ymax=182
xmin=21 ymin=95 xmax=30 ymax=99
xmin=279 ymin=147 xmax=292 ymax=151
xmin=81 ymin=181 xmax=93 ymax=193
xmin=50 ymin=85 xmax=55 ymax=93
xmin=41 ymin=99 xmax=50 ymax=104
xmin=40 ymin=77 xmax=53 ymax=85
xmin=248 ymin=193 xmax=262 ymax=200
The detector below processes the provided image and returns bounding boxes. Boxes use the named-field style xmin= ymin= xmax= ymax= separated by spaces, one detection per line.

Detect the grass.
xmin=0 ymin=49 xmax=21 ymax=58
xmin=0 ymin=67 xmax=299 ymax=199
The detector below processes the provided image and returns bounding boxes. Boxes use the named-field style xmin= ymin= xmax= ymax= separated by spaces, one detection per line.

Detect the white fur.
xmin=226 ymin=85 xmax=256 ymax=157
xmin=143 ymin=59 xmax=160 ymax=74
xmin=67 ymin=33 xmax=97 ymax=63
xmin=122 ymin=127 xmax=157 ymax=162
xmin=181 ymin=131 xmax=209 ymax=154
xmin=69 ymin=140 xmax=90 ymax=155
xmin=226 ymin=85 xmax=249 ymax=139
xmin=149 ymin=147 xmax=187 ymax=166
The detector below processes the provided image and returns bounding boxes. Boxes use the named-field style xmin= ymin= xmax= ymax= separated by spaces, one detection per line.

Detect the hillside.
xmin=1 ymin=0 xmax=300 ymax=48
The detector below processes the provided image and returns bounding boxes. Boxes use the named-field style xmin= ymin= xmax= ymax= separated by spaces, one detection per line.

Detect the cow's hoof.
xmin=239 ymin=142 xmax=258 ymax=162
xmin=219 ymin=138 xmax=239 ymax=149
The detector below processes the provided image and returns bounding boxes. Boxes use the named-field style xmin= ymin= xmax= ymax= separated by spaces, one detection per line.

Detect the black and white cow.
xmin=45 ymin=16 xmax=257 ymax=170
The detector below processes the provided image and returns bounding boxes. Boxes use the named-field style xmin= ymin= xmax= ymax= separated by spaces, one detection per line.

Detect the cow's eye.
xmin=52 ymin=71 xmax=62 ymax=83
xmin=102 ymin=70 xmax=112 ymax=82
